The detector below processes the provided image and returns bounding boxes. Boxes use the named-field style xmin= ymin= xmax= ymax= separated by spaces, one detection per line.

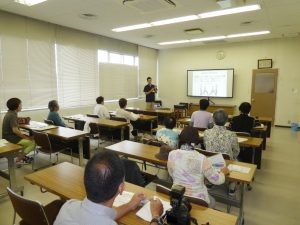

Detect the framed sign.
xmin=258 ymin=59 xmax=272 ymax=69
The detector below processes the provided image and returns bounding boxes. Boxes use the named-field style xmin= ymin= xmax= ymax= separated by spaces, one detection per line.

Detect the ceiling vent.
xmin=184 ymin=28 xmax=203 ymax=35
xmin=122 ymin=0 xmax=176 ymax=13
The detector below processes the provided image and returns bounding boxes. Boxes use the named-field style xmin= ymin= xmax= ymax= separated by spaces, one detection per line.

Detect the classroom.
xmin=0 ymin=1 xmax=300 ymax=225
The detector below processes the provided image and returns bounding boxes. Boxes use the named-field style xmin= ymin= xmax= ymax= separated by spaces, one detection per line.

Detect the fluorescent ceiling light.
xmin=159 ymin=30 xmax=270 ymax=45
xmin=199 ymin=4 xmax=261 ymax=18
xmin=159 ymin=40 xmax=190 ymax=45
xmin=14 ymin=0 xmax=47 ymax=6
xmin=227 ymin=30 xmax=270 ymax=38
xmin=191 ymin=36 xmax=226 ymax=42
xmin=112 ymin=23 xmax=151 ymax=32
xmin=151 ymin=15 xmax=199 ymax=26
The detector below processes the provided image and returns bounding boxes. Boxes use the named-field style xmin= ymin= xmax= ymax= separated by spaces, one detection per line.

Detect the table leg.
xmin=78 ymin=137 xmax=84 ymax=166
xmin=150 ymin=120 xmax=153 ymax=134
xmin=0 ymin=154 xmax=24 ymax=198
xmin=121 ymin=127 xmax=124 ymax=141
xmin=239 ymin=183 xmax=245 ymax=225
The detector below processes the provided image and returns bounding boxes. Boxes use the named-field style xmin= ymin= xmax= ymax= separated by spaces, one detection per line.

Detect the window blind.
xmin=55 ymin=27 xmax=98 ymax=108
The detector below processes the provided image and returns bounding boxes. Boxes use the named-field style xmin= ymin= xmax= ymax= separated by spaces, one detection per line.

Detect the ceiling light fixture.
xmin=112 ymin=23 xmax=151 ymax=32
xmin=113 ymin=4 xmax=261 ymax=32
xmin=199 ymin=4 xmax=261 ymax=18
xmin=159 ymin=40 xmax=190 ymax=45
xmin=190 ymin=36 xmax=226 ymax=42
xmin=14 ymin=0 xmax=47 ymax=6
xmin=158 ymin=30 xmax=270 ymax=45
xmin=227 ymin=30 xmax=270 ymax=38
xmin=151 ymin=15 xmax=199 ymax=26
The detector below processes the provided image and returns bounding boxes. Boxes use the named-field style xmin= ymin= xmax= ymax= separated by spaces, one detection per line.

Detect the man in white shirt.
xmin=54 ymin=151 xmax=163 ymax=225
xmin=93 ymin=96 xmax=110 ymax=119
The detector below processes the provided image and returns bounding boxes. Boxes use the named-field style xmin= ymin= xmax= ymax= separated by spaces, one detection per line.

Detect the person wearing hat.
xmin=167 ymin=127 xmax=230 ymax=208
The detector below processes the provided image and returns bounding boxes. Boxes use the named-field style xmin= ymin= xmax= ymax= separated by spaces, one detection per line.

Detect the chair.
xmin=86 ymin=114 xmax=99 ymax=118
xmin=194 ymin=148 xmax=231 ymax=160
xmin=32 ymin=130 xmax=73 ymax=170
xmin=7 ymin=187 xmax=64 ymax=225
xmin=155 ymin=182 xmax=209 ymax=207
xmin=44 ymin=119 xmax=54 ymax=125
xmin=196 ymin=127 xmax=207 ymax=132
xmin=174 ymin=104 xmax=187 ymax=119
xmin=154 ymin=100 xmax=162 ymax=107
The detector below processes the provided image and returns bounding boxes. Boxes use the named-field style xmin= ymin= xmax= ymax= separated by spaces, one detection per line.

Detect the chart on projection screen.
xmin=187 ymin=69 xmax=234 ymax=97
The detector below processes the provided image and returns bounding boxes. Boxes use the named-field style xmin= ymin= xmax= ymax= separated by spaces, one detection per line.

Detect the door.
xmin=251 ymin=69 xmax=278 ymax=122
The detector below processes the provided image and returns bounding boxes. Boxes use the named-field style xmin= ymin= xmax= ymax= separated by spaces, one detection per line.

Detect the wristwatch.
xmin=150 ymin=217 xmax=160 ymax=224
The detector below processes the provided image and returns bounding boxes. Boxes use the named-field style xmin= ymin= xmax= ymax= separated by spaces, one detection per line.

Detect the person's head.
xmin=7 ymin=98 xmax=22 ymax=111
xmin=164 ymin=117 xmax=176 ymax=129
xmin=96 ymin=96 xmax=104 ymax=104
xmin=213 ymin=109 xmax=228 ymax=126
xmin=84 ymin=151 xmax=125 ymax=203
xmin=119 ymin=98 xmax=127 ymax=109
xmin=199 ymin=99 xmax=209 ymax=110
xmin=239 ymin=102 xmax=251 ymax=114
xmin=147 ymin=77 xmax=152 ymax=84
xmin=48 ymin=100 xmax=59 ymax=112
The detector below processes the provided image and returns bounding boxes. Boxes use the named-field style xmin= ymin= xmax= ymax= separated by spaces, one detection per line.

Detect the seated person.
xmin=54 ymin=151 xmax=163 ymax=225
xmin=47 ymin=100 xmax=66 ymax=127
xmin=116 ymin=98 xmax=140 ymax=136
xmin=93 ymin=96 xmax=110 ymax=119
xmin=167 ymin=134 xmax=229 ymax=208
xmin=2 ymin=98 xmax=35 ymax=164
xmin=204 ymin=109 xmax=240 ymax=160
xmin=178 ymin=125 xmax=202 ymax=148
xmin=191 ymin=99 xmax=213 ymax=129
xmin=156 ymin=117 xmax=179 ymax=149
xmin=230 ymin=102 xmax=255 ymax=134
xmin=47 ymin=100 xmax=90 ymax=159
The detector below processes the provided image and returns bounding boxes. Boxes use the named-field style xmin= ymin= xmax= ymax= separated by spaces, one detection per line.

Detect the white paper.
xmin=113 ymin=191 xmax=134 ymax=207
xmin=238 ymin=137 xmax=248 ymax=143
xmin=0 ymin=139 xmax=9 ymax=147
xmin=228 ymin=164 xmax=250 ymax=173
xmin=27 ymin=121 xmax=56 ymax=131
xmin=207 ymin=153 xmax=226 ymax=170
xmin=136 ymin=196 xmax=171 ymax=222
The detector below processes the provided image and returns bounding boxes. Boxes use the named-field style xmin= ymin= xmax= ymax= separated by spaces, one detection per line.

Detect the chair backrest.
xmin=156 ymin=184 xmax=209 ymax=208
xmin=7 ymin=187 xmax=50 ymax=225
xmin=154 ymin=100 xmax=162 ymax=107
xmin=111 ymin=116 xmax=127 ymax=122
xmin=179 ymin=102 xmax=189 ymax=109
xmin=142 ymin=138 xmax=162 ymax=147
xmin=86 ymin=114 xmax=99 ymax=118
xmin=44 ymin=119 xmax=54 ymax=125
xmin=195 ymin=148 xmax=231 ymax=160
xmin=32 ymin=130 xmax=52 ymax=154
xmin=235 ymin=132 xmax=251 ymax=137
xmin=196 ymin=127 xmax=207 ymax=132
xmin=89 ymin=122 xmax=99 ymax=135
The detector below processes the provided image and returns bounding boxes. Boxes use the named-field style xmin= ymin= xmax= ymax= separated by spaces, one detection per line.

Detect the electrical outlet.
xmin=287 ymin=120 xmax=291 ymax=124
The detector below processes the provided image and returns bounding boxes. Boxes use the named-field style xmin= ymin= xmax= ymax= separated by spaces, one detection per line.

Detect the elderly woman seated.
xmin=156 ymin=117 xmax=179 ymax=149
xmin=203 ymin=109 xmax=240 ymax=160
xmin=167 ymin=126 xmax=229 ymax=208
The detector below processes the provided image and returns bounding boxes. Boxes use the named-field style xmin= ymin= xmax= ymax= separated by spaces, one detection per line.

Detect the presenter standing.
xmin=143 ymin=76 xmax=157 ymax=109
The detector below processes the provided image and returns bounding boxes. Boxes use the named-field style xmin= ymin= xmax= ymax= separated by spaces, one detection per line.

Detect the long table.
xmin=105 ymin=140 xmax=256 ymax=225
xmin=21 ymin=124 xmax=88 ymax=166
xmin=24 ymin=162 xmax=237 ymax=225
xmin=63 ymin=115 xmax=129 ymax=140
xmin=0 ymin=141 xmax=24 ymax=197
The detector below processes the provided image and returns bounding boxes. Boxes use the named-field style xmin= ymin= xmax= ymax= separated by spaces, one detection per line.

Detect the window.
xmin=123 ymin=55 xmax=134 ymax=65
xmin=109 ymin=52 xmax=122 ymax=64
xmin=98 ymin=50 xmax=108 ymax=63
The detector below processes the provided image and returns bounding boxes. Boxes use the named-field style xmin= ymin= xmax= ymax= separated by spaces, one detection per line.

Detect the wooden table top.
xmin=106 ymin=141 xmax=256 ymax=184
xmin=138 ymin=114 xmax=158 ymax=121
xmin=63 ymin=115 xmax=129 ymax=128
xmin=0 ymin=142 xmax=23 ymax=156
xmin=44 ymin=127 xmax=88 ymax=140
xmin=126 ymin=107 xmax=173 ymax=115
xmin=24 ymin=162 xmax=237 ymax=225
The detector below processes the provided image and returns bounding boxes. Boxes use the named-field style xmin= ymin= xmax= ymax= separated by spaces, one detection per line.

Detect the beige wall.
xmin=158 ymin=37 xmax=300 ymax=126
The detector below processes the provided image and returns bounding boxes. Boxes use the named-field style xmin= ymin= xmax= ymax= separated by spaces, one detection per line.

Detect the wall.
xmin=158 ymin=37 xmax=300 ymax=126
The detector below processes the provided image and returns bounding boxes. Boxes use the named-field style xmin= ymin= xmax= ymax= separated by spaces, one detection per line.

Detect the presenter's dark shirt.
xmin=144 ymin=84 xmax=155 ymax=102
xmin=230 ymin=114 xmax=255 ymax=134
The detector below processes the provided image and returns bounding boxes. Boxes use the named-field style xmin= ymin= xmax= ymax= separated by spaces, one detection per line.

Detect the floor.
xmin=0 ymin=127 xmax=299 ymax=225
